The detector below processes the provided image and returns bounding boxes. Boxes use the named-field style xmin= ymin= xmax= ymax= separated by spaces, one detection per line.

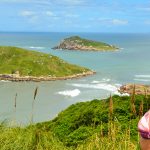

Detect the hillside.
xmin=1 ymin=95 xmax=149 ymax=150
xmin=53 ymin=36 xmax=118 ymax=51
xmin=0 ymin=46 xmax=94 ymax=81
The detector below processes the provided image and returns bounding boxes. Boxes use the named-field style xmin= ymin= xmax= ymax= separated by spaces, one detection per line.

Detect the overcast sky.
xmin=0 ymin=0 xmax=150 ymax=32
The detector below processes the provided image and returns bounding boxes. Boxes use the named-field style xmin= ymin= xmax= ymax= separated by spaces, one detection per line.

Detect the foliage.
xmin=1 ymin=95 xmax=149 ymax=149
xmin=44 ymin=95 xmax=149 ymax=147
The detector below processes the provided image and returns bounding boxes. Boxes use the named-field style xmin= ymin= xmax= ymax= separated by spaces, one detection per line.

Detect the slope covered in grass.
xmin=45 ymin=95 xmax=149 ymax=147
xmin=0 ymin=46 xmax=90 ymax=77
xmin=1 ymin=95 xmax=149 ymax=150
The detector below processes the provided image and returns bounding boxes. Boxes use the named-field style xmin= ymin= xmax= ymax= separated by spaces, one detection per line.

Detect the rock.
xmin=119 ymin=84 xmax=150 ymax=95
xmin=0 ymin=71 xmax=96 ymax=82
xmin=12 ymin=70 xmax=20 ymax=78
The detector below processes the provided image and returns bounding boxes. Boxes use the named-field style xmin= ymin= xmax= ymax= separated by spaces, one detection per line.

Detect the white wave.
xmin=91 ymin=78 xmax=110 ymax=84
xmin=72 ymin=83 xmax=118 ymax=92
xmin=91 ymin=80 xmax=101 ymax=84
xmin=135 ymin=75 xmax=150 ymax=78
xmin=115 ymin=83 xmax=122 ymax=87
xmin=72 ymin=83 xmax=128 ymax=96
xmin=134 ymin=78 xmax=150 ymax=82
xmin=0 ymin=80 xmax=11 ymax=82
xmin=102 ymin=78 xmax=111 ymax=82
xmin=29 ymin=46 xmax=45 ymax=50
xmin=57 ymin=89 xmax=80 ymax=97
xmin=114 ymin=91 xmax=130 ymax=96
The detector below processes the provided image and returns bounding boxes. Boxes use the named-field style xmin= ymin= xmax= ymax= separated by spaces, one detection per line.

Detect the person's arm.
xmin=140 ymin=137 xmax=150 ymax=150
xmin=138 ymin=110 xmax=150 ymax=150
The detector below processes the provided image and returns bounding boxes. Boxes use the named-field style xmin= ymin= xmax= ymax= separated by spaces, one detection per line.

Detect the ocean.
xmin=0 ymin=32 xmax=150 ymax=124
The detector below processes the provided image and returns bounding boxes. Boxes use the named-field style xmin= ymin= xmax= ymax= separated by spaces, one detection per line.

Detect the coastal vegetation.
xmin=53 ymin=36 xmax=118 ymax=51
xmin=0 ymin=93 xmax=149 ymax=150
xmin=0 ymin=46 xmax=93 ymax=81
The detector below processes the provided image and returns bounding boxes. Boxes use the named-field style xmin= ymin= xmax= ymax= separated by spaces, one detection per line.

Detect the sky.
xmin=0 ymin=0 xmax=150 ymax=32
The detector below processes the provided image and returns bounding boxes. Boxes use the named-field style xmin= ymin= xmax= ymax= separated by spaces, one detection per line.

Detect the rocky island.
xmin=0 ymin=46 xmax=95 ymax=82
xmin=53 ymin=36 xmax=118 ymax=51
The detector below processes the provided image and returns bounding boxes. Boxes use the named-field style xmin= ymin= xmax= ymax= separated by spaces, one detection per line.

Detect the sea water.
xmin=0 ymin=32 xmax=150 ymax=124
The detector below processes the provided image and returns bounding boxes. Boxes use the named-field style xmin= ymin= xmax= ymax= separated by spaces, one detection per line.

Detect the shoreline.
xmin=0 ymin=71 xmax=95 ymax=82
xmin=54 ymin=48 xmax=119 ymax=52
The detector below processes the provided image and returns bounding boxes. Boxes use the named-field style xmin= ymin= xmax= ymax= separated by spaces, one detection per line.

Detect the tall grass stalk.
xmin=139 ymin=100 xmax=143 ymax=118
xmin=14 ymin=93 xmax=17 ymax=124
xmin=31 ymin=87 xmax=38 ymax=124
xmin=130 ymin=84 xmax=137 ymax=117
xmin=108 ymin=94 xmax=113 ymax=137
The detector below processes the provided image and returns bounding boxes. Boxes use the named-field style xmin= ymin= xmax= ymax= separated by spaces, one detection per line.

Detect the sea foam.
xmin=72 ymin=83 xmax=118 ymax=92
xmin=57 ymin=89 xmax=81 ymax=97
xmin=134 ymin=78 xmax=150 ymax=82
xmin=29 ymin=46 xmax=45 ymax=50
xmin=0 ymin=80 xmax=11 ymax=83
xmin=71 ymin=83 xmax=129 ymax=96
xmin=135 ymin=75 xmax=150 ymax=78
xmin=91 ymin=78 xmax=110 ymax=84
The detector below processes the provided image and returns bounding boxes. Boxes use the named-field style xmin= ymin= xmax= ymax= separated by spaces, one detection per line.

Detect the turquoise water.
xmin=0 ymin=32 xmax=150 ymax=124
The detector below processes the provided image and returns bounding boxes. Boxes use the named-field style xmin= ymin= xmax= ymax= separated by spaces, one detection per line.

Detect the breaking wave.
xmin=72 ymin=83 xmax=118 ymax=92
xmin=134 ymin=78 xmax=150 ymax=82
xmin=29 ymin=46 xmax=45 ymax=50
xmin=0 ymin=80 xmax=11 ymax=82
xmin=91 ymin=78 xmax=110 ymax=84
xmin=57 ymin=89 xmax=81 ymax=97
xmin=71 ymin=83 xmax=129 ymax=96
xmin=135 ymin=75 xmax=150 ymax=78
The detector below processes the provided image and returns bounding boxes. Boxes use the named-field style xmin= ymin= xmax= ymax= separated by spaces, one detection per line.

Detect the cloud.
xmin=60 ymin=0 xmax=86 ymax=5
xmin=0 ymin=0 xmax=86 ymax=6
xmin=20 ymin=10 xmax=35 ymax=17
xmin=46 ymin=11 xmax=55 ymax=17
xmin=144 ymin=20 xmax=150 ymax=25
xmin=98 ymin=18 xmax=128 ymax=26
xmin=0 ymin=0 xmax=52 ymax=6
xmin=64 ymin=13 xmax=79 ymax=18
xmin=20 ymin=10 xmax=38 ymax=23
xmin=111 ymin=19 xmax=128 ymax=25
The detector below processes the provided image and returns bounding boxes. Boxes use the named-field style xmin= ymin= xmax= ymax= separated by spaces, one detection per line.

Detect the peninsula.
xmin=0 ymin=46 xmax=95 ymax=81
xmin=53 ymin=36 xmax=118 ymax=51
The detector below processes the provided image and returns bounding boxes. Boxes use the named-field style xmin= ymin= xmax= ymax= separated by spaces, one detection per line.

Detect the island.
xmin=53 ymin=36 xmax=118 ymax=51
xmin=0 ymin=46 xmax=95 ymax=81
xmin=119 ymin=84 xmax=150 ymax=95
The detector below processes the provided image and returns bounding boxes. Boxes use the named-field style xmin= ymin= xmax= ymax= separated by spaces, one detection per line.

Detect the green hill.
xmin=1 ymin=95 xmax=149 ymax=150
xmin=53 ymin=36 xmax=118 ymax=51
xmin=0 ymin=46 xmax=92 ymax=78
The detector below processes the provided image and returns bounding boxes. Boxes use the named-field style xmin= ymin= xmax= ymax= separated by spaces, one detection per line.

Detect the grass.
xmin=0 ymin=46 xmax=90 ymax=77
xmin=0 ymin=93 xmax=149 ymax=150
xmin=0 ymin=124 xmax=66 ymax=150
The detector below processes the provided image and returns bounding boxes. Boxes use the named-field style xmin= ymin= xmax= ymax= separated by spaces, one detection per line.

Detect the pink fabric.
xmin=138 ymin=110 xmax=150 ymax=139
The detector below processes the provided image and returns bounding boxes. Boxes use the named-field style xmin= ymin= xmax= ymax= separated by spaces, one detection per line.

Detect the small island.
xmin=0 ymin=46 xmax=95 ymax=81
xmin=53 ymin=36 xmax=118 ymax=51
